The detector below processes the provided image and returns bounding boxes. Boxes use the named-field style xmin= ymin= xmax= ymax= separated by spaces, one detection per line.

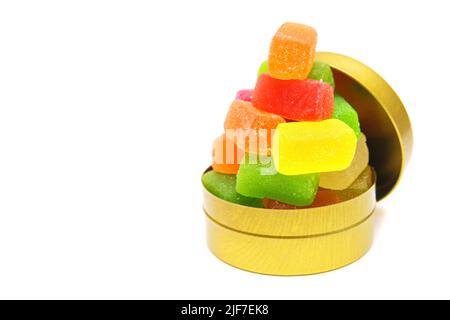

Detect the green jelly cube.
xmin=333 ymin=95 xmax=361 ymax=138
xmin=236 ymin=155 xmax=319 ymax=206
xmin=257 ymin=60 xmax=269 ymax=78
xmin=202 ymin=171 xmax=263 ymax=207
xmin=308 ymin=61 xmax=335 ymax=88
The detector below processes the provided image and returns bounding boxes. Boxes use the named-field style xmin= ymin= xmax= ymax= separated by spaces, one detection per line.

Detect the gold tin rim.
xmin=316 ymin=52 xmax=413 ymax=200
xmin=203 ymin=167 xmax=376 ymax=237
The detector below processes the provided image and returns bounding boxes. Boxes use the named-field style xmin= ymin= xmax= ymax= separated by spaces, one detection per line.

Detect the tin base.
xmin=203 ymin=168 xmax=377 ymax=276
xmin=206 ymin=210 xmax=375 ymax=276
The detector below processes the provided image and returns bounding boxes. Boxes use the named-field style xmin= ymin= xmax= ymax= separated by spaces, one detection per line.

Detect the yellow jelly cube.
xmin=272 ymin=119 xmax=357 ymax=175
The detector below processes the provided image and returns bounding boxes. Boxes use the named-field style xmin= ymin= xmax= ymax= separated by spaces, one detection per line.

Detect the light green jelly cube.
xmin=333 ymin=95 xmax=361 ymax=138
xmin=236 ymin=155 xmax=319 ymax=206
xmin=257 ymin=60 xmax=269 ymax=78
xmin=308 ymin=61 xmax=335 ymax=88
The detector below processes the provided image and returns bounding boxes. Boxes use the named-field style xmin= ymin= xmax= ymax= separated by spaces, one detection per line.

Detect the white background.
xmin=0 ymin=0 xmax=448 ymax=300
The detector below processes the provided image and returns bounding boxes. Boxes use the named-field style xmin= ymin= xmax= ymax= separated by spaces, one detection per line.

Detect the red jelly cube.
xmin=252 ymin=74 xmax=334 ymax=121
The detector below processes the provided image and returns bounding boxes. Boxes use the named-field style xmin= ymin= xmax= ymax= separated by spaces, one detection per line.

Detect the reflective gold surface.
xmin=207 ymin=211 xmax=375 ymax=276
xmin=316 ymin=52 xmax=413 ymax=200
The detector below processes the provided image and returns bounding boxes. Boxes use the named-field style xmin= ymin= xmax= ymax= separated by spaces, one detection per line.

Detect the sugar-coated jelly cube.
xmin=212 ymin=134 xmax=244 ymax=175
xmin=224 ymin=99 xmax=285 ymax=154
xmin=235 ymin=89 xmax=254 ymax=102
xmin=336 ymin=166 xmax=374 ymax=200
xmin=257 ymin=60 xmax=269 ymax=78
xmin=272 ymin=119 xmax=357 ymax=175
xmin=202 ymin=171 xmax=263 ymax=207
xmin=253 ymin=74 xmax=334 ymax=121
xmin=319 ymin=133 xmax=369 ymax=190
xmin=308 ymin=61 xmax=335 ymax=88
xmin=348 ymin=166 xmax=373 ymax=191
xmin=333 ymin=95 xmax=361 ymax=138
xmin=268 ymin=23 xmax=317 ymax=80
xmin=236 ymin=155 xmax=319 ymax=206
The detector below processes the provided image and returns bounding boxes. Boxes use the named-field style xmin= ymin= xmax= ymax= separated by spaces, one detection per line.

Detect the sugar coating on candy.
xmin=319 ymin=133 xmax=369 ymax=190
xmin=308 ymin=61 xmax=335 ymax=88
xmin=257 ymin=60 xmax=269 ymax=78
xmin=202 ymin=171 xmax=263 ymax=207
xmin=235 ymin=89 xmax=254 ymax=102
xmin=212 ymin=134 xmax=244 ymax=175
xmin=268 ymin=23 xmax=317 ymax=80
xmin=224 ymin=99 xmax=285 ymax=154
xmin=336 ymin=166 xmax=373 ymax=200
xmin=253 ymin=74 xmax=334 ymax=121
xmin=263 ymin=188 xmax=340 ymax=209
xmin=333 ymin=95 xmax=361 ymax=138
xmin=272 ymin=119 xmax=357 ymax=175
xmin=236 ymin=155 xmax=319 ymax=206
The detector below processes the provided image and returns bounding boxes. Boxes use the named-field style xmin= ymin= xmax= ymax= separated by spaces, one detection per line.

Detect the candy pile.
xmin=203 ymin=22 xmax=372 ymax=209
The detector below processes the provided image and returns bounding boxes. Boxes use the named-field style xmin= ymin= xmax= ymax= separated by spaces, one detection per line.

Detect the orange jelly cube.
xmin=269 ymin=23 xmax=317 ymax=80
xmin=212 ymin=134 xmax=244 ymax=174
xmin=224 ymin=100 xmax=285 ymax=154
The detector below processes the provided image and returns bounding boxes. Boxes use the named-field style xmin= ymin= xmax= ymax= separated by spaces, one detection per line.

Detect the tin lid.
xmin=316 ymin=52 xmax=413 ymax=200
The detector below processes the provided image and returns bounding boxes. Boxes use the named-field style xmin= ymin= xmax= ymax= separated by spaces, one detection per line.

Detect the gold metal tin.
xmin=203 ymin=52 xmax=412 ymax=275
xmin=316 ymin=52 xmax=413 ymax=200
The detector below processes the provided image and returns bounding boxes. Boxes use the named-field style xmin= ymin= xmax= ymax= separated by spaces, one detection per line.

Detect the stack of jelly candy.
xmin=202 ymin=22 xmax=372 ymax=209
